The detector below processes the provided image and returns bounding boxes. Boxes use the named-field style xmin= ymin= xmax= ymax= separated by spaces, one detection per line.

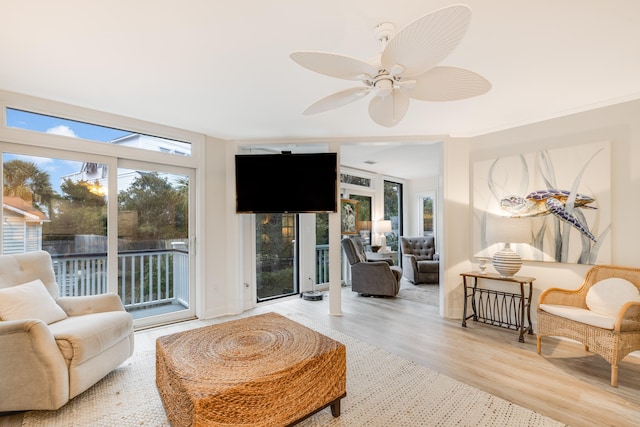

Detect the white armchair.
xmin=0 ymin=251 xmax=134 ymax=411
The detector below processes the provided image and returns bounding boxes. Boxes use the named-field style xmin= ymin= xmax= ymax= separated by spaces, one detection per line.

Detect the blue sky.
xmin=4 ymin=109 xmax=132 ymax=194
xmin=6 ymin=108 xmax=131 ymax=142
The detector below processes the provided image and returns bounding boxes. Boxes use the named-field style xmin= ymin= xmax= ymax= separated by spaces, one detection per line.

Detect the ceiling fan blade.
xmin=408 ymin=66 xmax=491 ymax=101
xmin=290 ymin=51 xmax=377 ymax=80
xmin=368 ymin=89 xmax=410 ymax=127
xmin=303 ymin=87 xmax=371 ymax=115
xmin=381 ymin=4 xmax=472 ymax=77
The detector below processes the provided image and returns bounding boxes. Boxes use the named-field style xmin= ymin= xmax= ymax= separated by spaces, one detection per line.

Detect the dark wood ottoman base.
xmin=156 ymin=312 xmax=346 ymax=426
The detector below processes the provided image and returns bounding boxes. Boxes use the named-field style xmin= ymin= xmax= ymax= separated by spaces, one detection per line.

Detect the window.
xmin=6 ymin=108 xmax=191 ymax=156
xmin=340 ymin=173 xmax=371 ymax=187
xmin=349 ymin=194 xmax=372 ymax=246
xmin=418 ymin=192 xmax=435 ymax=236
xmin=383 ymin=180 xmax=403 ymax=252
xmin=1 ymin=101 xmax=198 ymax=329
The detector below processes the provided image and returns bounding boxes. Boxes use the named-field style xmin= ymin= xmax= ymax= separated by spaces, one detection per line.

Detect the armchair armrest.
xmin=0 ymin=319 xmax=69 ymax=411
xmin=616 ymin=301 xmax=640 ymax=332
xmin=367 ymin=257 xmax=394 ymax=266
xmin=402 ymin=253 xmax=417 ymax=263
xmin=57 ymin=292 xmax=125 ymax=317
xmin=538 ymin=286 xmax=587 ymax=308
xmin=352 ymin=261 xmax=397 ymax=283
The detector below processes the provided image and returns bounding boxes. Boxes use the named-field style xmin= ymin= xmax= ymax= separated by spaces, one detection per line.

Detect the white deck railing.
xmin=51 ymin=249 xmax=189 ymax=311
xmin=52 ymin=245 xmax=329 ymax=312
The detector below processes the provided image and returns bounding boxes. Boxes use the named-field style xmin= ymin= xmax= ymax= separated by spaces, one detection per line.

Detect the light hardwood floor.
xmin=3 ymin=285 xmax=640 ymax=426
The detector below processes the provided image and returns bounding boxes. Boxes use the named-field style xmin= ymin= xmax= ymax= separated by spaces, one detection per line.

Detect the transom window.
xmin=5 ymin=108 xmax=191 ymax=156
xmin=340 ymin=173 xmax=371 ymax=187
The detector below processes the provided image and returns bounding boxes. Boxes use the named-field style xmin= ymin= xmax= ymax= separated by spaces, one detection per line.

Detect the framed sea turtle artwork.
xmin=472 ymin=141 xmax=611 ymax=265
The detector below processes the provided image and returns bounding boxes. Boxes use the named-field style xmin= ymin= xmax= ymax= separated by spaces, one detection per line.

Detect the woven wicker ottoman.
xmin=156 ymin=312 xmax=346 ymax=427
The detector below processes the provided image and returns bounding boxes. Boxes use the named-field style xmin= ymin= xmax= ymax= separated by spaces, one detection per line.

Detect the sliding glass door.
xmin=1 ymin=149 xmax=195 ymax=327
xmin=117 ymin=163 xmax=193 ymax=322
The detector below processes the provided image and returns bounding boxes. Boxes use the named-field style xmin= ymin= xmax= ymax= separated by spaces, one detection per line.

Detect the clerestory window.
xmin=5 ymin=108 xmax=191 ymax=156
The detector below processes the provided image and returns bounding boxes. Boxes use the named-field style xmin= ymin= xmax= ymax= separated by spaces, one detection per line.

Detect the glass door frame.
xmin=117 ymin=158 xmax=196 ymax=329
xmin=0 ymin=143 xmax=197 ymax=329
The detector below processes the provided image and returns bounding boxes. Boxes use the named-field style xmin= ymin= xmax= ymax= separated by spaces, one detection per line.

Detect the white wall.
xmin=404 ymin=175 xmax=435 ymax=233
xmin=440 ymin=98 xmax=640 ymax=324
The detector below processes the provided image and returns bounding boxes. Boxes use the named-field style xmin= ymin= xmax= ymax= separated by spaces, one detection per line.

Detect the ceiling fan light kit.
xmin=290 ymin=4 xmax=491 ymax=127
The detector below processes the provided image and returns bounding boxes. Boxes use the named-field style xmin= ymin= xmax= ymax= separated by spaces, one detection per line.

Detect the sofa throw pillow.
xmin=0 ymin=279 xmax=68 ymax=324
xmin=585 ymin=278 xmax=640 ymax=317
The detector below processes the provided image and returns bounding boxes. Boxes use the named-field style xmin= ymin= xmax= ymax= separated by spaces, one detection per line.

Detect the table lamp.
xmin=486 ymin=215 xmax=531 ymax=277
xmin=373 ymin=220 xmax=392 ymax=251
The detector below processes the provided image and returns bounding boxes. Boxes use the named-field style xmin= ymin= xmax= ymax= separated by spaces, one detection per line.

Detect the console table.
xmin=460 ymin=272 xmax=535 ymax=342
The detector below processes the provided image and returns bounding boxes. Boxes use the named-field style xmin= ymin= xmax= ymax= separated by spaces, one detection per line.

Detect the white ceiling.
xmin=1 ymin=1 xmax=639 ymax=178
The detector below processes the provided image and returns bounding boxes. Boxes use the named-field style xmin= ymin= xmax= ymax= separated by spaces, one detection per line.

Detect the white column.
xmin=328 ymin=143 xmax=342 ymax=316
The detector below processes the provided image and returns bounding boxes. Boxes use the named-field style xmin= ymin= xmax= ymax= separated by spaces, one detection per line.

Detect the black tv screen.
xmin=235 ymin=152 xmax=338 ymax=213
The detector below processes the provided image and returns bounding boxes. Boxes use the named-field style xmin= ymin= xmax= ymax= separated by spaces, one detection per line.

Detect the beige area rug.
xmin=23 ymin=313 xmax=564 ymax=427
xmin=396 ymin=280 xmax=439 ymax=306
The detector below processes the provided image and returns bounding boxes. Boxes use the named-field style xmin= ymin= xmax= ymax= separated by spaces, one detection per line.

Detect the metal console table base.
xmin=460 ymin=272 xmax=534 ymax=342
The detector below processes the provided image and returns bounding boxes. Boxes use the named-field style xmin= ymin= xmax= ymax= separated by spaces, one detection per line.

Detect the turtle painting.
xmin=500 ymin=189 xmax=597 ymax=242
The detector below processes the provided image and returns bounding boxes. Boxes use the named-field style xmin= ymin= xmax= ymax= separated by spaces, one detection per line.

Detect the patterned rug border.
xmin=22 ymin=312 xmax=565 ymax=427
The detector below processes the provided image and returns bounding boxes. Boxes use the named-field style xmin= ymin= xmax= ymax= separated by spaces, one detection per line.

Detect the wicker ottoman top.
xmin=156 ymin=312 xmax=346 ymax=427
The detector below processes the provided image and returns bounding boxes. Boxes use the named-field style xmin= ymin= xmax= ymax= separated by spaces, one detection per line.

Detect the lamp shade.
xmin=486 ymin=215 xmax=531 ymax=277
xmin=485 ymin=215 xmax=530 ymax=245
xmin=373 ymin=220 xmax=392 ymax=234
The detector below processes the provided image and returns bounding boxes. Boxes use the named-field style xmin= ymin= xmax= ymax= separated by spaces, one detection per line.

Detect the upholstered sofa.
xmin=400 ymin=236 xmax=439 ymax=285
xmin=537 ymin=265 xmax=640 ymax=387
xmin=342 ymin=236 xmax=402 ymax=297
xmin=0 ymin=251 xmax=135 ymax=411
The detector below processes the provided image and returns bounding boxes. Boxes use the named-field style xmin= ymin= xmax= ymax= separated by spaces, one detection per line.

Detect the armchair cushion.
xmin=0 ymin=279 xmax=68 ymax=324
xmin=49 ymin=311 xmax=133 ymax=365
xmin=585 ymin=278 xmax=640 ymax=316
xmin=539 ymin=304 xmax=617 ymax=330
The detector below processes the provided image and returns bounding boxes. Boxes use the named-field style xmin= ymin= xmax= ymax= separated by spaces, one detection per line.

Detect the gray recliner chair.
xmin=400 ymin=236 xmax=439 ymax=285
xmin=342 ymin=236 xmax=402 ymax=297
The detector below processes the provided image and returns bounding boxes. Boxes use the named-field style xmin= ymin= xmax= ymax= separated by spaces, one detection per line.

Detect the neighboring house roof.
xmin=3 ymin=196 xmax=48 ymax=221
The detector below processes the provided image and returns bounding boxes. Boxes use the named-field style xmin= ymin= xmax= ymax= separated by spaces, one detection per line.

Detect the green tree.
xmin=60 ymin=179 xmax=106 ymax=206
xmin=175 ymin=177 xmax=189 ymax=232
xmin=3 ymin=159 xmax=54 ymax=216
xmin=118 ymin=173 xmax=183 ymax=239
xmin=49 ymin=179 xmax=107 ymax=236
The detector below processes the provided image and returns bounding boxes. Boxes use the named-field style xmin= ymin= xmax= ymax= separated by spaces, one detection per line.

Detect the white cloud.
xmin=46 ymin=125 xmax=78 ymax=137
xmin=7 ymin=153 xmax=54 ymax=169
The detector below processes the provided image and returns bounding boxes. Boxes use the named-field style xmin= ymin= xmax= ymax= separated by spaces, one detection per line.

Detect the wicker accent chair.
xmin=341 ymin=236 xmax=402 ymax=297
xmin=537 ymin=265 xmax=640 ymax=387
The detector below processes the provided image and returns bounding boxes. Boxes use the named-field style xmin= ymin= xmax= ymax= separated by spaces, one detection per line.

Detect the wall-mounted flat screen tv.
xmin=235 ymin=152 xmax=338 ymax=213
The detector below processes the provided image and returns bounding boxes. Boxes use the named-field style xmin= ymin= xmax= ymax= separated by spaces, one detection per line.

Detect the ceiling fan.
xmin=290 ymin=4 xmax=491 ymax=127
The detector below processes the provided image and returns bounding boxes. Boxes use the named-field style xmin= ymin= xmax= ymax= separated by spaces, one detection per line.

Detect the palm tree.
xmin=3 ymin=159 xmax=54 ymax=215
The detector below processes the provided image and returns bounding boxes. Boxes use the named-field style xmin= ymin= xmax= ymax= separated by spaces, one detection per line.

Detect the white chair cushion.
xmin=585 ymin=278 xmax=640 ymax=317
xmin=0 ymin=279 xmax=68 ymax=324
xmin=539 ymin=303 xmax=616 ymax=330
